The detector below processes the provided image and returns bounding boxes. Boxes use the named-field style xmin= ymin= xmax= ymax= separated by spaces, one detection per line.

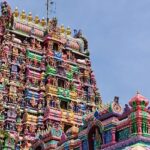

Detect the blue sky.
xmin=5 ymin=0 xmax=150 ymax=106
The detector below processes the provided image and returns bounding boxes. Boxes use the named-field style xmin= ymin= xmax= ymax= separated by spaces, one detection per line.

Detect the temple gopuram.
xmin=0 ymin=1 xmax=150 ymax=150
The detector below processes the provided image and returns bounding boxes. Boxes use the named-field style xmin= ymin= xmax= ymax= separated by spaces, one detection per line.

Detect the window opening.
xmin=58 ymin=78 xmax=65 ymax=88
xmin=53 ymin=43 xmax=58 ymax=51
xmin=64 ymin=124 xmax=72 ymax=133
xmin=60 ymin=100 xmax=68 ymax=110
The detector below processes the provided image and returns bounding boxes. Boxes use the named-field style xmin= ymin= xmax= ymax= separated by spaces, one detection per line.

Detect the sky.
xmin=4 ymin=0 xmax=150 ymax=106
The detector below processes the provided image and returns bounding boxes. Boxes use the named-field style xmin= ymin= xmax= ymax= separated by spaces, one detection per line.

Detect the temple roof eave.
xmin=102 ymin=135 xmax=150 ymax=150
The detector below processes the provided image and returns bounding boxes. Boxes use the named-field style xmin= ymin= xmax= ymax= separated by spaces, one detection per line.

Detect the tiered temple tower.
xmin=0 ymin=2 xmax=101 ymax=150
xmin=2 ymin=2 xmax=149 ymax=150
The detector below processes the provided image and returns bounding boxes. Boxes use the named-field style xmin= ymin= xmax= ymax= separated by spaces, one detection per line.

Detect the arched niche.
xmin=33 ymin=141 xmax=44 ymax=150
xmin=87 ymin=120 xmax=103 ymax=150
xmin=35 ymin=146 xmax=43 ymax=150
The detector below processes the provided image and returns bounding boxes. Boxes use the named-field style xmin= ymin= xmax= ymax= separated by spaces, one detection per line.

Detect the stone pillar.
xmin=129 ymin=121 xmax=132 ymax=134
xmin=102 ymin=133 xmax=105 ymax=144
xmin=111 ymin=128 xmax=116 ymax=144
xmin=137 ymin=118 xmax=142 ymax=135
xmin=79 ymin=142 xmax=82 ymax=150
xmin=148 ymin=121 xmax=150 ymax=134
